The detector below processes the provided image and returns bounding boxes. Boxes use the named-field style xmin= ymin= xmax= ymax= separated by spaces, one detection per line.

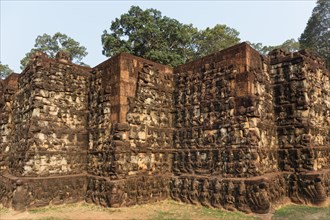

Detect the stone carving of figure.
xmin=199 ymin=179 xmax=211 ymax=207
xmin=210 ymin=179 xmax=222 ymax=208
xmin=180 ymin=178 xmax=190 ymax=203
xmin=247 ymin=183 xmax=270 ymax=214
xmin=206 ymin=151 xmax=214 ymax=173
xmin=12 ymin=180 xmax=28 ymax=211
xmin=170 ymin=178 xmax=181 ymax=201
xmin=235 ymin=181 xmax=250 ymax=213
xmin=188 ymin=178 xmax=200 ymax=205
xmin=99 ymin=181 xmax=108 ymax=207
xmin=110 ymin=184 xmax=125 ymax=208
xmin=223 ymin=181 xmax=235 ymax=211
xmin=172 ymin=153 xmax=180 ymax=174
xmin=185 ymin=153 xmax=194 ymax=174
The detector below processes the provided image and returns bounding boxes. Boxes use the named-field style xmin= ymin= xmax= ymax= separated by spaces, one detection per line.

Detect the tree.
xmin=195 ymin=24 xmax=240 ymax=58
xmin=20 ymin=32 xmax=88 ymax=70
xmin=102 ymin=6 xmax=198 ymax=67
xmin=101 ymin=6 xmax=240 ymax=66
xmin=248 ymin=38 xmax=300 ymax=55
xmin=0 ymin=62 xmax=13 ymax=79
xmin=279 ymin=39 xmax=300 ymax=53
xmin=299 ymin=0 xmax=330 ymax=67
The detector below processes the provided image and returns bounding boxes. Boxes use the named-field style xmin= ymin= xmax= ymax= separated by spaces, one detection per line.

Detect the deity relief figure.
xmin=109 ymin=184 xmax=125 ymax=208
xmin=236 ymin=181 xmax=250 ymax=213
xmin=189 ymin=178 xmax=200 ymax=205
xmin=180 ymin=178 xmax=190 ymax=203
xmin=12 ymin=180 xmax=29 ymax=211
xmin=170 ymin=178 xmax=181 ymax=201
xmin=185 ymin=153 xmax=194 ymax=174
xmin=210 ymin=179 xmax=222 ymax=208
xmin=247 ymin=183 xmax=270 ymax=214
xmin=199 ymin=179 xmax=211 ymax=207
xmin=223 ymin=181 xmax=235 ymax=211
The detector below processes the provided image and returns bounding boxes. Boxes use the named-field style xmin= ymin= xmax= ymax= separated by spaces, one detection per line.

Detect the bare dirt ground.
xmin=1 ymin=200 xmax=329 ymax=220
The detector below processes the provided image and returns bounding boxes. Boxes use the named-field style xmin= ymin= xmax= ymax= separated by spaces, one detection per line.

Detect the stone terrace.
xmin=0 ymin=43 xmax=329 ymax=213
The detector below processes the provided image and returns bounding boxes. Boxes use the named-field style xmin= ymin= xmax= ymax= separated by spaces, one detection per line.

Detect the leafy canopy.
xmin=248 ymin=38 xmax=300 ymax=56
xmin=195 ymin=24 xmax=240 ymax=58
xmin=0 ymin=62 xmax=13 ymax=79
xmin=299 ymin=0 xmax=330 ymax=67
xmin=102 ymin=6 xmax=240 ymax=66
xmin=20 ymin=32 xmax=88 ymax=70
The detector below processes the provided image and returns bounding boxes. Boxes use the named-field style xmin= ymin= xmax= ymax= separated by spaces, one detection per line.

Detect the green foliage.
xmin=102 ymin=6 xmax=198 ymax=67
xmin=102 ymin=6 xmax=240 ymax=66
xmin=280 ymin=39 xmax=301 ymax=52
xmin=195 ymin=24 xmax=240 ymax=58
xmin=299 ymin=0 xmax=330 ymax=67
xmin=20 ymin=32 xmax=88 ymax=70
xmin=0 ymin=62 xmax=13 ymax=79
xmin=248 ymin=38 xmax=300 ymax=55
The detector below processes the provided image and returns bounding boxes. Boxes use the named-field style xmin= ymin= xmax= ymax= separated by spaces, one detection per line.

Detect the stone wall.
xmin=270 ymin=49 xmax=330 ymax=205
xmin=86 ymin=54 xmax=173 ymax=207
xmin=172 ymin=43 xmax=278 ymax=178
xmin=170 ymin=43 xmax=282 ymax=213
xmin=0 ymin=74 xmax=19 ymax=171
xmin=87 ymin=55 xmax=119 ymax=177
xmin=0 ymin=52 xmax=90 ymax=209
xmin=0 ymin=43 xmax=329 ymax=213
xmin=8 ymin=52 xmax=90 ymax=177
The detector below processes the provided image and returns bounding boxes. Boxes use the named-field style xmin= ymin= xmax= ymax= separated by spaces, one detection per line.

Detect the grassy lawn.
xmin=0 ymin=200 xmax=329 ymax=220
xmin=272 ymin=204 xmax=330 ymax=220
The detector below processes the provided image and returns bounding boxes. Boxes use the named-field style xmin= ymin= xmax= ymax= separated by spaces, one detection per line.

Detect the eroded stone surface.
xmin=0 ymin=43 xmax=329 ymax=213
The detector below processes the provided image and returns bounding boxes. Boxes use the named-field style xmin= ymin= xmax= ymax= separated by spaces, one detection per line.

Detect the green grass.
xmin=0 ymin=205 xmax=9 ymax=215
xmin=2 ymin=199 xmax=330 ymax=220
xmin=154 ymin=210 xmax=177 ymax=220
xmin=150 ymin=200 xmax=259 ymax=220
xmin=273 ymin=204 xmax=330 ymax=220
xmin=201 ymin=207 xmax=259 ymax=220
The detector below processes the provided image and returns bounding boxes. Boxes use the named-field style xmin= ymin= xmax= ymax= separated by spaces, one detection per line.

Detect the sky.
xmin=0 ymin=0 xmax=316 ymax=73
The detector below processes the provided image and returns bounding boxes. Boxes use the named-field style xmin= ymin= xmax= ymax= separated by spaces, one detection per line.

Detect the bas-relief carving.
xmin=0 ymin=44 xmax=329 ymax=213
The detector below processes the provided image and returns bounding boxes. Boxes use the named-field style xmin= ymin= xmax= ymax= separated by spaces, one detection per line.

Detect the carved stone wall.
xmin=86 ymin=54 xmax=173 ymax=207
xmin=173 ymin=43 xmax=278 ymax=178
xmin=170 ymin=43 xmax=282 ymax=213
xmin=270 ymin=49 xmax=330 ymax=205
xmin=0 ymin=52 xmax=90 ymax=209
xmin=0 ymin=74 xmax=19 ymax=171
xmin=0 ymin=43 xmax=329 ymax=213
